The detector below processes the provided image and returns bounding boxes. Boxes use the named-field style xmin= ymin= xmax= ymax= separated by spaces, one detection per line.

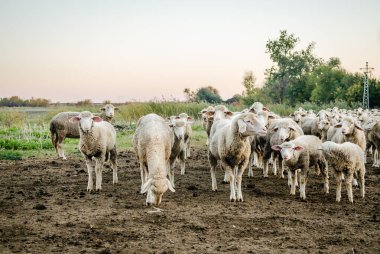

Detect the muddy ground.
xmin=0 ymin=145 xmax=379 ymax=254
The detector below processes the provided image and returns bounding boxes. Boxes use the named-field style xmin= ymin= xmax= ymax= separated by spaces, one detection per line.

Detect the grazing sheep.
xmin=70 ymin=111 xmax=117 ymax=192
xmin=263 ymin=118 xmax=304 ymax=179
xmin=208 ymin=113 xmax=267 ymax=201
xmin=272 ymin=135 xmax=329 ymax=200
xmin=320 ymin=141 xmax=365 ymax=203
xmin=50 ymin=104 xmax=118 ymax=160
xmin=133 ymin=114 xmax=175 ymax=206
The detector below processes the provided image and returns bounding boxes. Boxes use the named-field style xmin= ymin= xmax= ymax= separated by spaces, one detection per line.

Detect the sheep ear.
xmin=92 ymin=116 xmax=103 ymax=122
xmin=207 ymin=111 xmax=215 ymax=116
xmin=141 ymin=179 xmax=152 ymax=194
xmin=334 ymin=123 xmax=342 ymax=128
xmin=271 ymin=145 xmax=282 ymax=151
xmin=363 ymin=121 xmax=377 ymax=130
xmin=263 ymin=107 xmax=269 ymax=112
xmin=167 ymin=179 xmax=175 ymax=192
xmin=289 ymin=113 xmax=294 ymax=117
xmin=187 ymin=117 xmax=195 ymax=124
xmin=294 ymin=146 xmax=304 ymax=151
xmin=101 ymin=107 xmax=105 ymax=111
xmin=225 ymin=111 xmax=233 ymax=117
xmin=354 ymin=122 xmax=363 ymax=130
xmin=237 ymin=119 xmax=247 ymax=133
xmin=70 ymin=116 xmax=81 ymax=123
xmin=114 ymin=107 xmax=119 ymax=111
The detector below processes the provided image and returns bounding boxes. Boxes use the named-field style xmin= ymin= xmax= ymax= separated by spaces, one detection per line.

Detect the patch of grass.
xmin=0 ymin=150 xmax=22 ymax=160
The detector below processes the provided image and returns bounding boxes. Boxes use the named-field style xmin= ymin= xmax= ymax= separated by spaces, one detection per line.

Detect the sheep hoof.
xmin=62 ymin=157 xmax=67 ymax=161
xmin=146 ymin=202 xmax=152 ymax=206
xmin=237 ymin=198 xmax=243 ymax=202
xmin=222 ymin=181 xmax=229 ymax=184
xmin=212 ymin=189 xmax=218 ymax=192
xmin=230 ymin=198 xmax=236 ymax=202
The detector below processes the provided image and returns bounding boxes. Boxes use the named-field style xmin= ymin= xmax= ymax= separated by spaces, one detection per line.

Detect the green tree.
xmin=195 ymin=86 xmax=222 ymax=103
xmin=264 ymin=30 xmax=320 ymax=104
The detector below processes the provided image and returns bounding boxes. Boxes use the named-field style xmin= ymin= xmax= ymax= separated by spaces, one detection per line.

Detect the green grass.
xmin=0 ymin=150 xmax=22 ymax=160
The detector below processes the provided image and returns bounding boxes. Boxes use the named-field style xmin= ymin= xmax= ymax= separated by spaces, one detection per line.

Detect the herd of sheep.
xmin=49 ymin=103 xmax=380 ymax=206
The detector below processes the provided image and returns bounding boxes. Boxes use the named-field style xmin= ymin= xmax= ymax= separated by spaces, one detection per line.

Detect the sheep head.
xmin=70 ymin=111 xmax=102 ymax=133
xmin=236 ymin=113 xmax=267 ymax=137
xmin=334 ymin=116 xmax=363 ymax=135
xmin=101 ymin=104 xmax=118 ymax=118
xmin=272 ymin=142 xmax=304 ymax=161
xmin=141 ymin=177 xmax=175 ymax=206
xmin=168 ymin=116 xmax=187 ymax=140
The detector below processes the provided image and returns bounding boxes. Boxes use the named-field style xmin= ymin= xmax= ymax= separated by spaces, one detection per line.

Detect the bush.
xmin=0 ymin=150 xmax=22 ymax=160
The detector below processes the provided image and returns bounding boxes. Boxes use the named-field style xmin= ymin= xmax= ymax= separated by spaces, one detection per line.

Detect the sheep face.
xmin=272 ymin=125 xmax=297 ymax=143
xmin=141 ymin=177 xmax=175 ymax=206
xmin=70 ymin=111 xmax=102 ymax=133
xmin=292 ymin=111 xmax=307 ymax=123
xmin=318 ymin=119 xmax=330 ymax=131
xmin=213 ymin=105 xmax=233 ymax=120
xmin=168 ymin=117 xmax=187 ymax=140
xmin=272 ymin=142 xmax=304 ymax=161
xmin=335 ymin=117 xmax=362 ymax=135
xmin=237 ymin=114 xmax=267 ymax=137
xmin=101 ymin=104 xmax=118 ymax=118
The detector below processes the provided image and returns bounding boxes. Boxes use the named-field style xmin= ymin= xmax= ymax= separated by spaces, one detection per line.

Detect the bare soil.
xmin=0 ymin=145 xmax=379 ymax=253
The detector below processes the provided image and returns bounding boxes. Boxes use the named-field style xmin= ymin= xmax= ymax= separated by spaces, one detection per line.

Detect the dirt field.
xmin=0 ymin=145 xmax=379 ymax=253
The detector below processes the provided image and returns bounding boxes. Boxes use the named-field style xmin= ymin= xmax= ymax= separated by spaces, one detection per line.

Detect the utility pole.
xmin=360 ymin=62 xmax=374 ymax=109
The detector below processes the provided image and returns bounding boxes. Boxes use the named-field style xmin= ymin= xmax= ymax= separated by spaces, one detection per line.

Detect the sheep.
xmin=363 ymin=119 xmax=380 ymax=167
xmin=208 ymin=113 xmax=267 ymax=201
xmin=320 ymin=141 xmax=365 ymax=203
xmin=132 ymin=113 xmax=175 ymax=206
xmin=50 ymin=104 xmax=118 ymax=160
xmin=199 ymin=106 xmax=214 ymax=131
xmin=248 ymin=102 xmax=269 ymax=114
xmin=69 ymin=111 xmax=117 ymax=192
xmin=247 ymin=111 xmax=280 ymax=177
xmin=334 ymin=116 xmax=366 ymax=151
xmin=50 ymin=112 xmax=81 ymax=160
xmin=99 ymin=104 xmax=119 ymax=122
xmin=167 ymin=116 xmax=191 ymax=183
xmin=272 ymin=135 xmax=329 ymax=200
xmin=263 ymin=118 xmax=304 ymax=179
xmin=209 ymin=105 xmax=234 ymax=139
xmin=178 ymin=113 xmax=194 ymax=159
xmin=317 ymin=118 xmax=331 ymax=142
xmin=290 ymin=110 xmax=308 ymax=126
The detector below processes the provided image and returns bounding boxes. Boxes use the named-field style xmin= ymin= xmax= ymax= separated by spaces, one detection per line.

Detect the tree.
xmin=264 ymin=30 xmax=320 ymax=104
xmin=195 ymin=86 xmax=222 ymax=103
xmin=183 ymin=88 xmax=196 ymax=102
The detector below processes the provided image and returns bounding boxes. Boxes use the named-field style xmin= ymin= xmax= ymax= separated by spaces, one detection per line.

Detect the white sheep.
xmin=363 ymin=119 xmax=380 ymax=167
xmin=50 ymin=104 xmax=118 ymax=160
xmin=133 ymin=113 xmax=175 ymax=206
xmin=263 ymin=118 xmax=304 ymax=179
xmin=334 ymin=116 xmax=366 ymax=151
xmin=178 ymin=113 xmax=194 ymax=159
xmin=167 ymin=115 xmax=192 ymax=183
xmin=208 ymin=113 xmax=267 ymax=202
xmin=70 ymin=111 xmax=118 ymax=191
xmin=320 ymin=141 xmax=365 ymax=203
xmin=272 ymin=135 xmax=329 ymax=200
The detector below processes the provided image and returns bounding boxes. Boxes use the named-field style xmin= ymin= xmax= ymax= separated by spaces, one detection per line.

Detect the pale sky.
xmin=0 ymin=0 xmax=379 ymax=103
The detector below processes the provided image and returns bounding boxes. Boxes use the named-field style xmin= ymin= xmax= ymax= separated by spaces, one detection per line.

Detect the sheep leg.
xmin=169 ymin=161 xmax=175 ymax=188
xmin=187 ymin=141 xmax=191 ymax=158
xmin=110 ymin=147 xmax=118 ymax=184
xmin=139 ymin=162 xmax=146 ymax=190
xmin=278 ymin=158 xmax=285 ymax=178
xmin=263 ymin=160 xmax=269 ymax=178
xmin=85 ymin=158 xmax=94 ymax=191
xmin=290 ymin=170 xmax=296 ymax=195
xmin=287 ymin=169 xmax=292 ymax=187
xmin=299 ymin=172 xmax=307 ymax=200
xmin=226 ymin=167 xmax=236 ymax=202
xmin=272 ymin=157 xmax=278 ymax=175
xmin=209 ymin=152 xmax=218 ymax=191
xmin=95 ymin=157 xmax=104 ymax=191
xmin=335 ymin=172 xmax=343 ymax=202
xmin=295 ymin=169 xmax=299 ymax=187
xmin=180 ymin=151 xmax=186 ymax=175
xmin=319 ymin=159 xmax=329 ymax=194
xmin=345 ymin=173 xmax=354 ymax=203
xmin=247 ymin=152 xmax=254 ymax=178
xmin=359 ymin=166 xmax=365 ymax=198
xmin=57 ymin=135 xmax=66 ymax=160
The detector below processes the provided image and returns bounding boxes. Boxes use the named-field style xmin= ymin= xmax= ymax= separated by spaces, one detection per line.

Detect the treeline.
xmin=184 ymin=30 xmax=380 ymax=109
xmin=0 ymin=96 xmax=50 ymax=107
xmin=241 ymin=30 xmax=380 ymax=108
